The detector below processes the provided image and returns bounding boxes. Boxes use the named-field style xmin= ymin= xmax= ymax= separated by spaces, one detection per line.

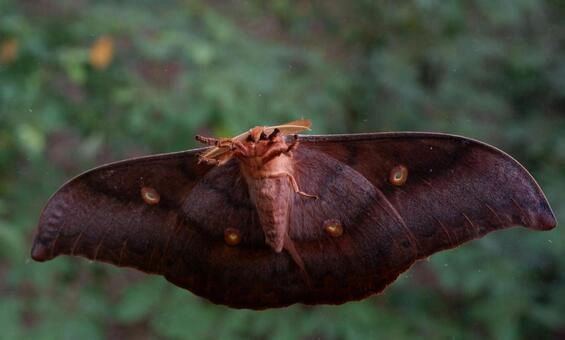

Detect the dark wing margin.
xmin=298 ymin=132 xmax=556 ymax=258
xmin=30 ymin=148 xmax=211 ymax=275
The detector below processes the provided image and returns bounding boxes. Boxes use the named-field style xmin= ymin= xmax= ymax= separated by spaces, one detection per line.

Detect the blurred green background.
xmin=1 ymin=0 xmax=564 ymax=339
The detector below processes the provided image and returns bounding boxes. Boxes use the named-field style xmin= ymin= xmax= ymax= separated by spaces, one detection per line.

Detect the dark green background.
xmin=1 ymin=1 xmax=563 ymax=339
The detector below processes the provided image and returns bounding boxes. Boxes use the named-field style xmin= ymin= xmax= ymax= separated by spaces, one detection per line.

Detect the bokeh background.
xmin=1 ymin=0 xmax=564 ymax=339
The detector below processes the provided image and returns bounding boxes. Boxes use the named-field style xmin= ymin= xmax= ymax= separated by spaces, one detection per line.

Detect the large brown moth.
xmin=31 ymin=120 xmax=557 ymax=309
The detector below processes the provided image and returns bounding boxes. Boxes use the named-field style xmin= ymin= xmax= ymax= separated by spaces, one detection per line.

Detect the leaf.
xmin=0 ymin=220 xmax=26 ymax=261
xmin=89 ymin=36 xmax=114 ymax=70
xmin=115 ymin=278 xmax=166 ymax=323
xmin=151 ymin=292 xmax=220 ymax=339
xmin=0 ymin=298 xmax=24 ymax=340
xmin=0 ymin=38 xmax=18 ymax=63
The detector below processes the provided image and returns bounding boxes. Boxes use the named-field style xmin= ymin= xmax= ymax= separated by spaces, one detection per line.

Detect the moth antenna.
xmin=195 ymin=135 xmax=220 ymax=146
xmin=286 ymin=135 xmax=299 ymax=153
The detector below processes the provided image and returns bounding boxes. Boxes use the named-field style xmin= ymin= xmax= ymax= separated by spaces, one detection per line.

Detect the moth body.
xmin=196 ymin=123 xmax=313 ymax=256
xmin=245 ymin=176 xmax=293 ymax=252
xmin=237 ymin=148 xmax=293 ymax=252
xmin=31 ymin=119 xmax=557 ymax=309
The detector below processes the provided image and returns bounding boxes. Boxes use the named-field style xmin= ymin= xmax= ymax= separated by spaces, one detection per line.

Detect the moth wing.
xmin=270 ymin=119 xmax=312 ymax=134
xmin=31 ymin=149 xmax=211 ymax=275
xmin=31 ymin=132 xmax=556 ymax=309
xmin=281 ymin=133 xmax=556 ymax=304
xmin=298 ymin=132 xmax=555 ymax=234
xmin=31 ymin=150 xmax=315 ymax=309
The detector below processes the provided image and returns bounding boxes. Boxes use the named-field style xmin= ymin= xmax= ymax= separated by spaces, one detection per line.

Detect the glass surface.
xmin=0 ymin=1 xmax=562 ymax=339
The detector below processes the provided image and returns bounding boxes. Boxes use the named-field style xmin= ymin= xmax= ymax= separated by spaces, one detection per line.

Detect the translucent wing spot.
xmin=224 ymin=228 xmax=241 ymax=246
xmin=323 ymin=219 xmax=344 ymax=237
xmin=389 ymin=165 xmax=408 ymax=186
xmin=141 ymin=187 xmax=160 ymax=205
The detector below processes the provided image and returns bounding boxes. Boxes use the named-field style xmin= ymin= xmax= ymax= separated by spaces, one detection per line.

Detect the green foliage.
xmin=1 ymin=0 xmax=563 ymax=339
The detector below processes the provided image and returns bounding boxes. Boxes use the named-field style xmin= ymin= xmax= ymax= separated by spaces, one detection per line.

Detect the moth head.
xmin=247 ymin=126 xmax=267 ymax=143
xmin=246 ymin=127 xmax=280 ymax=144
xmin=196 ymin=119 xmax=312 ymax=164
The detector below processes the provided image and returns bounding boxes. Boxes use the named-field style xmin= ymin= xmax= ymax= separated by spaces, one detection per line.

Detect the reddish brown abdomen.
xmin=246 ymin=177 xmax=293 ymax=252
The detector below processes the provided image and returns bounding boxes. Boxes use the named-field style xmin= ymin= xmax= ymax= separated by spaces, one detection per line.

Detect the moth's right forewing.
xmin=31 ymin=150 xmax=210 ymax=275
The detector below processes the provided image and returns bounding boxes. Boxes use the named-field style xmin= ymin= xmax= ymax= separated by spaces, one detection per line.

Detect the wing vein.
xmin=432 ymin=216 xmax=454 ymax=245
xmin=49 ymin=228 xmax=62 ymax=259
xmin=70 ymin=229 xmax=85 ymax=256
xmin=461 ymin=212 xmax=480 ymax=237
xmin=93 ymin=213 xmax=117 ymax=261
xmin=511 ymin=198 xmax=529 ymax=226
xmin=485 ymin=203 xmax=506 ymax=226
xmin=373 ymin=188 xmax=421 ymax=252
xmin=118 ymin=240 xmax=128 ymax=266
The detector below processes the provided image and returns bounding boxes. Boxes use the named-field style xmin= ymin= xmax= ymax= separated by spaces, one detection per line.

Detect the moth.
xmin=31 ymin=120 xmax=557 ymax=309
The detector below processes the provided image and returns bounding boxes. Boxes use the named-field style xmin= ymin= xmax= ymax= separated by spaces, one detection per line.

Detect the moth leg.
xmin=286 ymin=134 xmax=299 ymax=153
xmin=199 ymin=151 xmax=234 ymax=166
xmin=227 ymin=140 xmax=247 ymax=152
xmin=196 ymin=135 xmax=251 ymax=165
xmin=261 ymin=135 xmax=300 ymax=164
xmin=282 ymin=134 xmax=299 ymax=159
xmin=269 ymin=171 xmax=318 ymax=199
xmin=268 ymin=128 xmax=280 ymax=141
xmin=216 ymin=139 xmax=250 ymax=155
xmin=288 ymin=173 xmax=318 ymax=199
xmin=215 ymin=139 xmax=247 ymax=152
xmin=260 ymin=144 xmax=289 ymax=165
xmin=195 ymin=135 xmax=246 ymax=151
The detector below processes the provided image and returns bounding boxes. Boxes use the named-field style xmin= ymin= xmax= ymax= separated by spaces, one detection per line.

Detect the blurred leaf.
xmin=89 ymin=36 xmax=114 ymax=70
xmin=115 ymin=278 xmax=166 ymax=323
xmin=0 ymin=219 xmax=25 ymax=260
xmin=0 ymin=37 xmax=18 ymax=63
xmin=0 ymin=298 xmax=24 ymax=340
xmin=151 ymin=291 xmax=221 ymax=339
xmin=16 ymin=123 xmax=45 ymax=158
